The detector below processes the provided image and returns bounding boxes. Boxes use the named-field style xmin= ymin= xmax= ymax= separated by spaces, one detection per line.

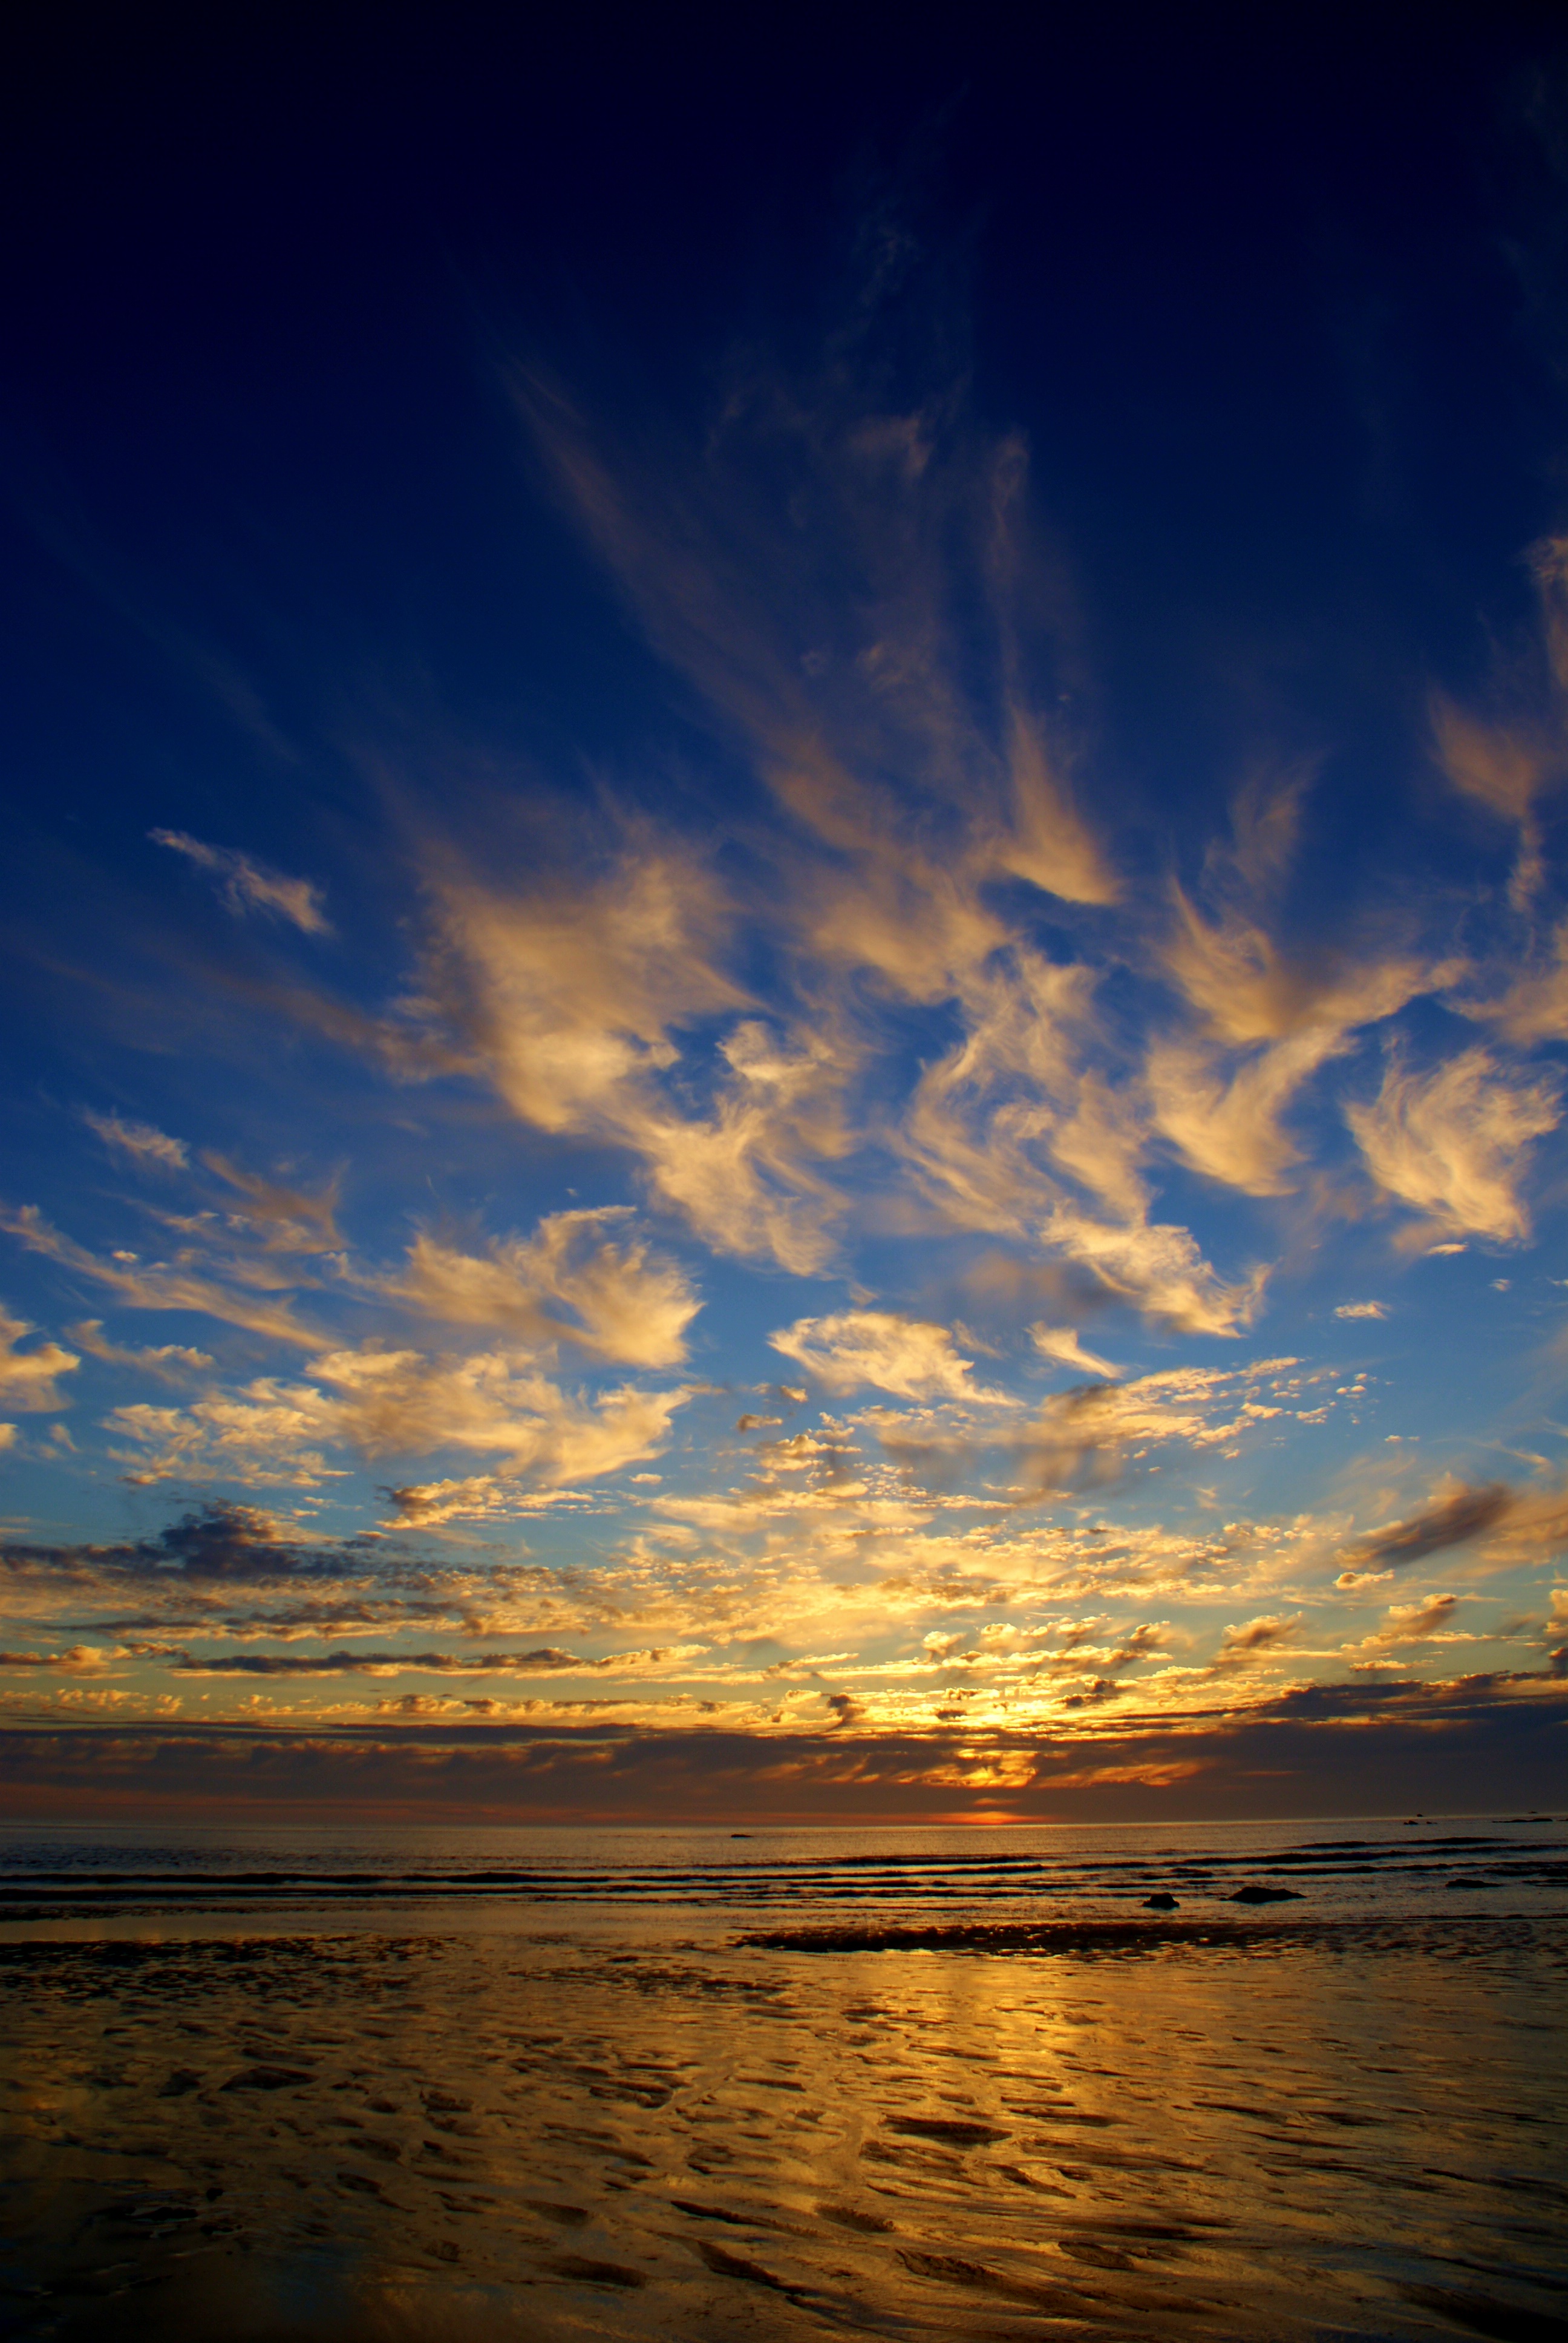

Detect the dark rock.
xmin=527 ymin=2200 xmax=591 ymax=2227
xmin=695 ymin=2241 xmax=784 ymax=2287
xmin=549 ymin=2253 xmax=645 ymax=2287
xmin=1142 ymin=1893 xmax=1180 ymax=1910
xmin=1228 ymin=1885 xmax=1303 ymax=1905
xmin=221 ymin=2065 xmax=314 ymax=2091
xmin=886 ymin=2116 xmax=1010 ymax=2146
xmin=1397 ymin=2279 xmax=1568 ymax=2339
xmin=818 ymin=2203 xmax=894 ymax=2231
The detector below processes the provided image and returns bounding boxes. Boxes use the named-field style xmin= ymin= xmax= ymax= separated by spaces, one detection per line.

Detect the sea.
xmin=1 ymin=1815 xmax=1564 ymax=2342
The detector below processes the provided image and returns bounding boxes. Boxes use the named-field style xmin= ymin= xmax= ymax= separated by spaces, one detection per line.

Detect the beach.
xmin=2 ymin=1823 xmax=1566 ymax=2341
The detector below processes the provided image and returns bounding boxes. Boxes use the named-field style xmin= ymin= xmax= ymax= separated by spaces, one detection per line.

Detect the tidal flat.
xmin=4 ymin=1913 xmax=1566 ymax=2342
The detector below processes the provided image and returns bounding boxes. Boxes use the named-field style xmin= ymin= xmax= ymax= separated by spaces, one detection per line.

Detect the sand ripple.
xmin=2 ymin=1923 xmax=1565 ymax=2340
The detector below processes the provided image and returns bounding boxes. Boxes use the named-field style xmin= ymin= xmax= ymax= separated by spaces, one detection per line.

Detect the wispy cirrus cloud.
xmin=1429 ymin=534 xmax=1568 ymax=909
xmin=1345 ymin=1047 xmax=1561 ymax=1243
xmin=371 ymin=1208 xmax=699 ymax=1368
xmin=217 ymin=346 xmax=1566 ymax=1368
xmin=151 ymin=829 xmax=332 ymax=935
xmin=203 ymin=1158 xmax=343 ymax=1254
xmin=106 ymin=1346 xmax=690 ymax=1492
xmin=0 ymin=1306 xmax=79 ymax=1412
xmin=0 ymin=1204 xmax=320 ymax=1345
xmin=83 ymin=1112 xmax=189 ymax=1172
xmin=1481 ymin=916 xmax=1568 ymax=1046
xmin=413 ymin=849 xmax=852 ymax=1273
xmin=68 ymin=1322 xmax=214 ymax=1381
xmin=769 ymin=1309 xmax=1007 ymax=1403
xmin=7 ymin=295 xmax=1568 ymax=1807
xmin=1030 ymin=1323 xmax=1119 ymax=1377
xmin=866 ymin=1358 xmax=1305 ymax=1502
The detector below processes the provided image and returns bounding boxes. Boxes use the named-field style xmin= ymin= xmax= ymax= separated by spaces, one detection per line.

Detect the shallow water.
xmin=2 ymin=1815 xmax=1564 ymax=1939
xmin=2 ymin=1824 xmax=1565 ymax=2341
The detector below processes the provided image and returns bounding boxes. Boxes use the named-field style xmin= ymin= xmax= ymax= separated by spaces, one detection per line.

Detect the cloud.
xmin=0 ymin=1204 xmax=319 ymax=1345
xmin=151 ymin=829 xmax=331 ymax=934
xmin=1433 ymin=701 xmax=1556 ymax=824
xmin=68 ymin=1322 xmax=215 ymax=1380
xmin=1365 ymin=1593 xmax=1460 ymax=1646
xmin=83 ymin=1112 xmax=189 ymax=1172
xmin=514 ymin=363 xmax=1117 ymax=935
xmin=1477 ymin=914 xmax=1568 ymax=1046
xmin=0 ymin=1503 xmax=377 ymax=1591
xmin=1037 ymin=1205 xmax=1266 ymax=1338
xmin=872 ymin=1360 xmax=1301 ymax=1501
xmin=1334 ymin=1483 xmax=1513 ymax=1578
xmin=289 ymin=350 xmax=1437 ymax=1339
xmin=1007 ymin=1365 xmax=1292 ymax=1496
xmin=633 ymin=1018 xmax=857 ymax=1274
xmin=419 ymin=846 xmax=743 ymax=1133
xmin=105 ymin=1346 xmax=690 ymax=1489
xmin=166 ymin=1641 xmax=706 ymax=1677
xmin=770 ymin=1309 xmax=1006 ymax=1402
xmin=1163 ymin=892 xmax=1431 ymax=1049
xmin=1428 ymin=536 xmax=1568 ymax=907
xmin=415 ymin=854 xmax=851 ymax=1272
xmin=4 ymin=1663 xmax=1564 ymax=1821
xmin=203 ymin=1158 xmax=343 ymax=1254
xmin=1211 ymin=1613 xmax=1303 ymax=1669
xmin=495 ymin=353 xmax=1161 ymax=1296
xmin=378 ymin=1473 xmax=540 ymax=1526
xmin=1345 ymin=1047 xmax=1561 ymax=1242
xmin=0 ymin=1499 xmax=591 ymax=1639
xmin=0 ymin=1645 xmax=116 ymax=1674
xmin=1333 ymin=1302 xmax=1387 ymax=1320
xmin=11 ymin=1182 xmax=690 ymax=1373
xmin=1152 ymin=893 xmax=1436 ymax=1195
xmin=1148 ymin=1027 xmax=1351 ymax=1196
xmin=169 ymin=1646 xmax=584 ymax=1677
xmin=0 ymin=1306 xmax=79 ymax=1412
xmin=1458 ymin=1480 xmax=1568 ymax=1573
xmin=1029 ymin=1323 xmax=1118 ymax=1377
xmin=377 ymin=1209 xmax=699 ymax=1367
xmin=893 ymin=953 xmax=1151 ymax=1236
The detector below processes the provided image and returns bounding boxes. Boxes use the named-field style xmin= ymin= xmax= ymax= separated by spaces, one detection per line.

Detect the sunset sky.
xmin=2 ymin=9 xmax=1566 ymax=1820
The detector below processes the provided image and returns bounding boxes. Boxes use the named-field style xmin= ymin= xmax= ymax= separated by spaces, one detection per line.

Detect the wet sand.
xmin=3 ymin=1919 xmax=1566 ymax=2341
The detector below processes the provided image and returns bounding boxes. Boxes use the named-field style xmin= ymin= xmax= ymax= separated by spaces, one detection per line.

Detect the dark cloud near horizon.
xmin=0 ymin=1502 xmax=390 ymax=1588
xmin=171 ymin=1645 xmax=584 ymax=1676
xmin=77 ymin=1598 xmax=470 ymax=1639
xmin=3 ymin=1665 xmax=1563 ymax=1824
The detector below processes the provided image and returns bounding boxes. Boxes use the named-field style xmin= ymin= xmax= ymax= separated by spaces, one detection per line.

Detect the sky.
xmin=2 ymin=7 xmax=1567 ymax=1823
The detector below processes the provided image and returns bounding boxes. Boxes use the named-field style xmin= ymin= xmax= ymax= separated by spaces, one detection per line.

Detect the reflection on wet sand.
xmin=3 ymin=1922 xmax=1565 ymax=2341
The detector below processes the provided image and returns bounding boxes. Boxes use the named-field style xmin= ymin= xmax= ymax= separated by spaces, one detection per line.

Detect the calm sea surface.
xmin=2 ymin=1817 xmax=1564 ymax=2341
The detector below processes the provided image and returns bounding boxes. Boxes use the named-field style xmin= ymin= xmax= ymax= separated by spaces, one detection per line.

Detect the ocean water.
xmin=1 ymin=1817 xmax=1564 ymax=2342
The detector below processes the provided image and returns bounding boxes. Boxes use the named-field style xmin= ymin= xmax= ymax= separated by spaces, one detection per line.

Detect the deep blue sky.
xmin=1 ymin=5 xmax=1566 ymax=1818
